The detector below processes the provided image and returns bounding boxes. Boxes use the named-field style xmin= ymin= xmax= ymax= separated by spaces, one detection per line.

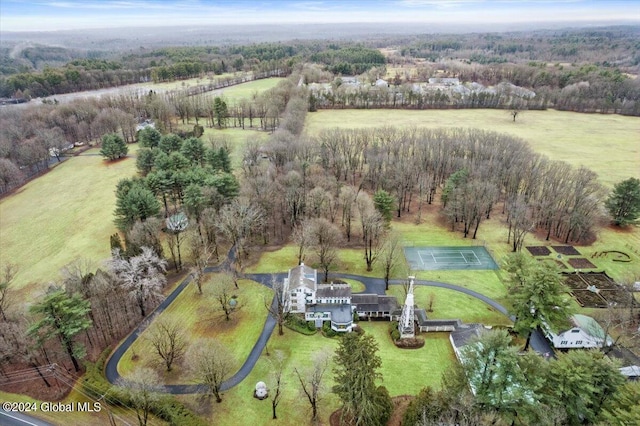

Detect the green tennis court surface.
xmin=404 ymin=246 xmax=498 ymax=270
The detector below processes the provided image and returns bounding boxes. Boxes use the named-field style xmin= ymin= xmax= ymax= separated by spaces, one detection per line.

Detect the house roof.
xmin=307 ymin=303 xmax=353 ymax=324
xmin=619 ymin=365 xmax=640 ymax=377
xmin=571 ymin=314 xmax=606 ymax=338
xmin=316 ymin=284 xmax=351 ymax=298
xmin=450 ymin=323 xmax=485 ymax=350
xmin=288 ymin=263 xmax=316 ymax=291
xmin=352 ymin=294 xmax=398 ymax=313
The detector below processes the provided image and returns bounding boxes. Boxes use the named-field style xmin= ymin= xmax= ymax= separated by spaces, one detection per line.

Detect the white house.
xmin=545 ymin=314 xmax=613 ymax=349
xmin=283 ymin=264 xmax=354 ymax=332
xmin=284 ymin=263 xmax=318 ymax=313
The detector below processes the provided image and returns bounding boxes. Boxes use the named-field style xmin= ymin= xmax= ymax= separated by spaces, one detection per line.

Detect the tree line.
xmin=245 ymin=125 xmax=605 ymax=250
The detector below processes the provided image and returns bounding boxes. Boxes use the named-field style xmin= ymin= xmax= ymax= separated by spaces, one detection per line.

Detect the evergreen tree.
xmin=137 ymin=126 xmax=162 ymax=148
xmin=28 ymin=287 xmax=92 ymax=372
xmin=605 ymin=177 xmax=640 ymax=226
xmin=504 ymin=253 xmax=574 ymax=351
xmin=333 ymin=333 xmax=392 ymax=426
xmin=100 ymin=133 xmax=128 ymax=161
xmin=114 ymin=180 xmax=161 ymax=232
xmin=373 ymin=189 xmax=395 ymax=224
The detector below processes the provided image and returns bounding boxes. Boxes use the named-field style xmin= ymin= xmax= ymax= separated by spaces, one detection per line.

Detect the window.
xmin=560 ymin=340 xmax=568 ymax=345
xmin=571 ymin=329 xmax=580 ymax=333
xmin=576 ymin=340 xmax=583 ymax=345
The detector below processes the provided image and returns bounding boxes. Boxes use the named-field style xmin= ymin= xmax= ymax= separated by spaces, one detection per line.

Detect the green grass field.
xmin=118 ymin=277 xmax=273 ymax=383
xmin=200 ymin=77 xmax=284 ymax=103
xmin=0 ymin=148 xmax=138 ymax=298
xmin=304 ymin=109 xmax=640 ymax=188
xmin=178 ymin=320 xmax=453 ymax=426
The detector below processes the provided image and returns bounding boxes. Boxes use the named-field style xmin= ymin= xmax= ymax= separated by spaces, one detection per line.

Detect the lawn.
xmin=387 ymin=285 xmax=512 ymax=327
xmin=178 ymin=320 xmax=453 ymax=425
xmin=118 ymin=276 xmax=273 ymax=384
xmin=361 ymin=322 xmax=455 ymax=394
xmin=184 ymin=330 xmax=341 ymax=426
xmin=200 ymin=77 xmax=284 ymax=103
xmin=304 ymin=109 xmax=640 ymax=188
xmin=245 ymin=244 xmax=395 ymax=279
xmin=200 ymin=127 xmax=269 ymax=170
xmin=0 ymin=147 xmax=138 ymax=298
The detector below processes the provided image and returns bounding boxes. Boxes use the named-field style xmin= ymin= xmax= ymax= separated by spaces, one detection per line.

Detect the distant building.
xmin=544 ymin=314 xmax=613 ymax=349
xmin=428 ymin=77 xmax=460 ymax=86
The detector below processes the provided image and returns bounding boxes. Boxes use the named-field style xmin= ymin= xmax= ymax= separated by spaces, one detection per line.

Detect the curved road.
xmin=105 ymin=265 xmax=552 ymax=394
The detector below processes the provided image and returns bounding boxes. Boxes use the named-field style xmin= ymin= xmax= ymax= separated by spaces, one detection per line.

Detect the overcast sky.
xmin=1 ymin=0 xmax=638 ymax=32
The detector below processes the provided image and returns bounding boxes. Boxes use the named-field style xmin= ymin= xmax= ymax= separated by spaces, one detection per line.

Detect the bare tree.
xmin=309 ymin=218 xmax=342 ymax=283
xmin=339 ymin=185 xmax=358 ymax=241
xmin=381 ymin=231 xmax=405 ymax=290
xmin=210 ymin=272 xmax=238 ymax=321
xmin=128 ymin=218 xmax=164 ymax=258
xmin=507 ymin=196 xmax=533 ymax=252
xmin=107 ymin=247 xmax=167 ymax=318
xmin=361 ymin=208 xmax=385 ymax=272
xmin=117 ymin=366 xmax=165 ymax=426
xmin=270 ymin=351 xmax=286 ymax=420
xmin=0 ymin=264 xmax=17 ymax=321
xmin=266 ymin=274 xmax=289 ymax=336
xmin=217 ymin=198 xmax=265 ymax=270
xmin=293 ymin=351 xmax=330 ymax=423
xmin=145 ymin=315 xmax=187 ymax=372
xmin=187 ymin=338 xmax=236 ymax=403
xmin=292 ymin=222 xmax=312 ymax=265
xmin=188 ymin=233 xmax=212 ymax=295
xmin=165 ymin=213 xmax=189 ymax=272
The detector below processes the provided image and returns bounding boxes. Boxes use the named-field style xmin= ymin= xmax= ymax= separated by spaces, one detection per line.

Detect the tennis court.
xmin=404 ymin=246 xmax=498 ymax=270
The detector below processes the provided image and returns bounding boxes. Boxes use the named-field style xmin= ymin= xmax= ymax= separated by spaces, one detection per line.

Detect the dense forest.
xmin=1 ymin=26 xmax=638 ymax=115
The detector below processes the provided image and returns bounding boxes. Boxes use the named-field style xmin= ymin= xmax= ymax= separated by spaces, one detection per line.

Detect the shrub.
xmin=285 ymin=315 xmax=317 ymax=335
xmin=307 ymin=320 xmax=317 ymax=331
xmin=388 ymin=321 xmax=400 ymax=341
xmin=322 ymin=321 xmax=338 ymax=338
xmin=390 ymin=328 xmax=401 ymax=342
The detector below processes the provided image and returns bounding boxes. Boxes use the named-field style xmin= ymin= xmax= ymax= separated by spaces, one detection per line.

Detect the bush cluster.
xmin=284 ymin=315 xmax=317 ymax=335
xmin=388 ymin=321 xmax=400 ymax=341
xmin=322 ymin=321 xmax=338 ymax=338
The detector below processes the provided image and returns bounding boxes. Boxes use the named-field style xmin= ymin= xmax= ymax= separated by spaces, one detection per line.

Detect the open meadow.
xmin=304 ymin=109 xmax=640 ymax=188
xmin=0 ymin=147 xmax=138 ymax=297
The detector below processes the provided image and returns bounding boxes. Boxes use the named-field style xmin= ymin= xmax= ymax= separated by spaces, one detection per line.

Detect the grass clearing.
xmin=304 ymin=109 xmax=640 ymax=188
xmin=200 ymin=77 xmax=284 ymax=103
xmin=245 ymin=245 xmax=388 ymax=279
xmin=118 ymin=277 xmax=272 ymax=384
xmin=181 ymin=321 xmax=453 ymax=425
xmin=0 ymin=147 xmax=138 ymax=299
xmin=388 ymin=285 xmax=512 ymax=326
xmin=361 ymin=322 xmax=455 ymax=394
xmin=186 ymin=330 xmax=341 ymax=426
